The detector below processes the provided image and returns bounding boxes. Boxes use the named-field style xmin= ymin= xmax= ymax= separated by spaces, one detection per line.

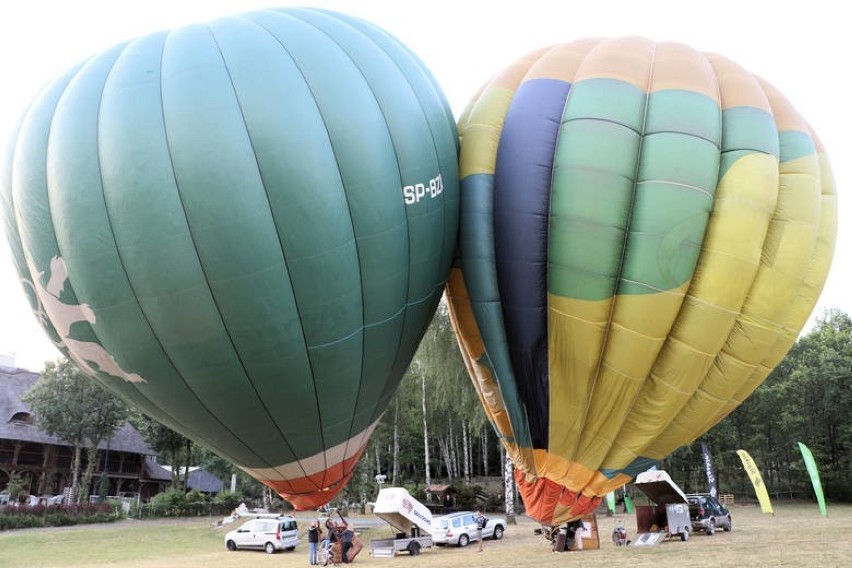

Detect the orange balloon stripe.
xmin=513 ymin=469 xmax=602 ymax=525
xmin=262 ymin=447 xmax=367 ymax=510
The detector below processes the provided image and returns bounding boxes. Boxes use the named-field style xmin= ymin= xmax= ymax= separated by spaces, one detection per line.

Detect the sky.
xmin=0 ymin=0 xmax=848 ymax=372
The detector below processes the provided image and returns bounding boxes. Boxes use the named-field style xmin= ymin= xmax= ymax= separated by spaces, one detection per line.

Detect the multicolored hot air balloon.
xmin=1 ymin=8 xmax=459 ymax=509
xmin=446 ymin=37 xmax=836 ymax=525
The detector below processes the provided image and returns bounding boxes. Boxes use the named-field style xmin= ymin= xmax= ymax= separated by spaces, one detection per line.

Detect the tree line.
xmin=664 ymin=309 xmax=851 ymax=503
xmin=18 ymin=306 xmax=850 ymax=509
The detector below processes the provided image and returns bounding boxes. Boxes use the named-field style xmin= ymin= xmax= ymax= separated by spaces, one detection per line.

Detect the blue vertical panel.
xmin=493 ymin=78 xmax=570 ymax=448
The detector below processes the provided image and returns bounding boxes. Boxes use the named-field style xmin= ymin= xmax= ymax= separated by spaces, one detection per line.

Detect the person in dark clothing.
xmin=307 ymin=520 xmax=323 ymax=565
xmin=326 ymin=518 xmax=352 ymax=563
xmin=443 ymin=493 xmax=452 ymax=514
xmin=339 ymin=524 xmax=354 ymax=563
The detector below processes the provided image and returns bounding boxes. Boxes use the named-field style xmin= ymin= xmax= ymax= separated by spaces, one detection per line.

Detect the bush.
xmin=212 ymin=490 xmax=246 ymax=512
xmin=404 ymin=483 xmax=426 ymax=502
xmin=454 ymin=485 xmax=482 ymax=510
xmin=148 ymin=488 xmax=188 ymax=517
xmin=825 ymin=473 xmax=852 ymax=502
xmin=0 ymin=502 xmax=121 ymax=531
xmin=131 ymin=490 xmax=257 ymax=519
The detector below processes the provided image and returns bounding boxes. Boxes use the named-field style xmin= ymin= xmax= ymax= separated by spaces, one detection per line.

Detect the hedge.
xmin=0 ymin=502 xmax=122 ymax=531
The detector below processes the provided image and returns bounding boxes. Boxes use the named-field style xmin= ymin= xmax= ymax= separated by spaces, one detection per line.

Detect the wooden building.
xmin=1 ymin=364 xmax=159 ymax=501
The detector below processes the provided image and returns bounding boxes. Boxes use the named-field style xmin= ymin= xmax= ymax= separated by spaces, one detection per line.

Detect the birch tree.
xmin=421 ymin=371 xmax=431 ymax=487
xmin=392 ymin=401 xmax=400 ymax=485
xmin=503 ymin=449 xmax=517 ymax=524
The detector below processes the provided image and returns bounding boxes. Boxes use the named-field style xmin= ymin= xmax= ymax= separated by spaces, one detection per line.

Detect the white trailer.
xmin=633 ymin=469 xmax=692 ymax=544
xmin=369 ymin=487 xmax=434 ymax=557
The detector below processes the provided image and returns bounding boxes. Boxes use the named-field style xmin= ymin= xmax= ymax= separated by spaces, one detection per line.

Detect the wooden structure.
xmin=0 ymin=365 xmax=220 ymax=502
xmin=570 ymin=514 xmax=601 ymax=551
xmin=424 ymin=483 xmax=457 ymax=513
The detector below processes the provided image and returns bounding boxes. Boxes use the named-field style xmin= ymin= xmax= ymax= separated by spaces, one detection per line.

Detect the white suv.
xmin=224 ymin=516 xmax=299 ymax=554
xmin=431 ymin=511 xmax=505 ymax=546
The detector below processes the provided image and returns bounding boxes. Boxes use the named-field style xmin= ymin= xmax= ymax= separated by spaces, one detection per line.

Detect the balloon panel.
xmin=1 ymin=8 xmax=459 ymax=509
xmin=447 ymin=37 xmax=836 ymax=525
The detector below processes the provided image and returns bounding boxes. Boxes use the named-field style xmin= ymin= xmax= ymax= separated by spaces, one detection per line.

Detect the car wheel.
xmin=723 ymin=517 xmax=732 ymax=532
xmin=285 ymin=546 xmax=296 ymax=551
xmin=408 ymin=541 xmax=421 ymax=556
xmin=706 ymin=519 xmax=716 ymax=536
xmin=458 ymin=534 xmax=470 ymax=547
xmin=226 ymin=540 xmax=237 ymax=551
xmin=492 ymin=525 xmax=504 ymax=540
xmin=680 ymin=529 xmax=689 ymax=542
xmin=265 ymin=542 xmax=277 ymax=554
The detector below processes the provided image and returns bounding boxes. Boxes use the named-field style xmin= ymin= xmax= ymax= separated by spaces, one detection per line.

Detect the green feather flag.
xmin=798 ymin=442 xmax=827 ymax=517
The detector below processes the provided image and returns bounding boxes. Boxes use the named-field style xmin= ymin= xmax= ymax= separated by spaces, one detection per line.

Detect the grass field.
xmin=0 ymin=504 xmax=849 ymax=567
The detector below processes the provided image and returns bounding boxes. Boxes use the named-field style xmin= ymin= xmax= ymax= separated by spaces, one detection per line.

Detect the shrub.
xmin=148 ymin=488 xmax=188 ymax=517
xmin=404 ymin=483 xmax=426 ymax=502
xmin=0 ymin=502 xmax=121 ymax=531
xmin=212 ymin=491 xmax=246 ymax=512
xmin=185 ymin=489 xmax=207 ymax=503
xmin=455 ymin=485 xmax=481 ymax=510
xmin=131 ymin=490 xmax=257 ymax=519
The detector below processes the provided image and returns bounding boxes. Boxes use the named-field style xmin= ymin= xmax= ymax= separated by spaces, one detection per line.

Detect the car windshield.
xmin=434 ymin=519 xmax=448 ymax=528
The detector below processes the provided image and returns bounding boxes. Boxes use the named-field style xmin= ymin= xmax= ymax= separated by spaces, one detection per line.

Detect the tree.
xmin=392 ymin=400 xmax=400 ymax=485
xmin=421 ymin=370 xmax=432 ymax=487
xmin=409 ymin=300 xmax=488 ymax=485
xmin=4 ymin=472 xmax=29 ymax=504
xmin=779 ymin=309 xmax=852 ymax=499
xmin=503 ymin=451 xmax=517 ymax=524
xmin=196 ymin=446 xmax=267 ymax=499
xmin=132 ymin=412 xmax=194 ymax=491
xmin=668 ymin=308 xmax=852 ymax=502
xmin=23 ymin=358 xmax=128 ymax=504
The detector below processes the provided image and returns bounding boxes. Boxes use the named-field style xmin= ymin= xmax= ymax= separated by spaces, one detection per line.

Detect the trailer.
xmin=369 ymin=487 xmax=434 ymax=558
xmin=633 ymin=470 xmax=691 ymax=545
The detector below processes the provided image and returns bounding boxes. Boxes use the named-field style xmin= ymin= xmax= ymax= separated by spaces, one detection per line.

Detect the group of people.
xmin=306 ymin=510 xmax=489 ymax=564
xmin=307 ymin=516 xmax=357 ymax=565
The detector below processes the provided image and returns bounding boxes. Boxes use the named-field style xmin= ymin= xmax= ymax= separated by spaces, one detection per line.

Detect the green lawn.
xmin=0 ymin=503 xmax=848 ymax=567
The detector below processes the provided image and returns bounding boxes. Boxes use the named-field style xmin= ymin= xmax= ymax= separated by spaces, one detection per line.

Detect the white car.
xmin=224 ymin=516 xmax=299 ymax=554
xmin=431 ymin=511 xmax=506 ymax=547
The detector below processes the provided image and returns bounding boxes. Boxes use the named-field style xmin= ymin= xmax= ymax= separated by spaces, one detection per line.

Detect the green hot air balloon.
xmin=1 ymin=7 xmax=459 ymax=509
xmin=446 ymin=37 xmax=836 ymax=525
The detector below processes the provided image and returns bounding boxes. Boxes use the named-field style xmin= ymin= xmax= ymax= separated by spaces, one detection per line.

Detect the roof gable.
xmin=143 ymin=461 xmax=225 ymax=492
xmin=0 ymin=366 xmax=155 ymax=455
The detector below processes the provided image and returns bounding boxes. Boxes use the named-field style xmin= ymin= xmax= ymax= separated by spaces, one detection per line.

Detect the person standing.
xmin=473 ymin=510 xmax=488 ymax=552
xmin=307 ymin=520 xmax=322 ymax=565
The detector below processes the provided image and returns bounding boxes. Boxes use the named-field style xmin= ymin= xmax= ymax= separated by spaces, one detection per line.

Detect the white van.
xmin=224 ymin=515 xmax=299 ymax=554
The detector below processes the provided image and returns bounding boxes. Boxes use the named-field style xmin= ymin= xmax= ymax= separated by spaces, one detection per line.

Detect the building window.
xmin=10 ymin=412 xmax=33 ymax=425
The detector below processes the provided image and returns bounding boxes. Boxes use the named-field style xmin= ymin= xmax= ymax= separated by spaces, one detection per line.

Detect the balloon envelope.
xmin=447 ymin=37 xmax=836 ymax=524
xmin=2 ymin=7 xmax=459 ymax=509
